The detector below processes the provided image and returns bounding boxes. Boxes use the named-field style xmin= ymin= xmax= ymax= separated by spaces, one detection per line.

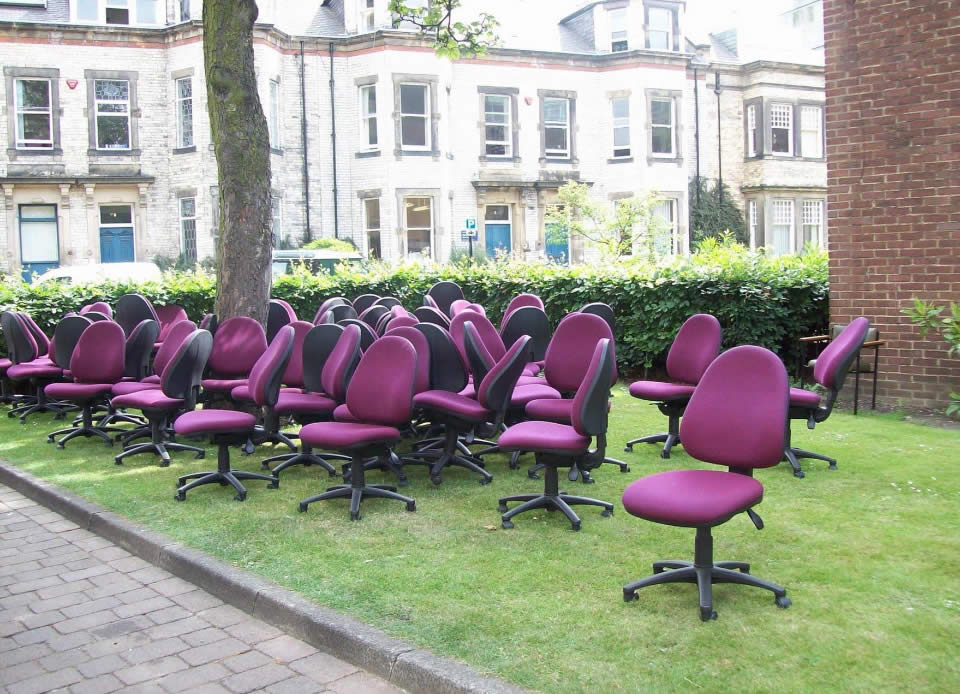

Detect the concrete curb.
xmin=0 ymin=461 xmax=528 ymax=694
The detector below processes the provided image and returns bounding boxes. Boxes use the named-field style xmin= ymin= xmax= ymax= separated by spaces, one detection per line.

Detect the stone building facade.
xmin=0 ymin=0 xmax=825 ymax=278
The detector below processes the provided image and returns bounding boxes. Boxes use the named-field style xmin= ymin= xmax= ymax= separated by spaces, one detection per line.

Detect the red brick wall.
xmin=823 ymin=0 xmax=960 ymax=409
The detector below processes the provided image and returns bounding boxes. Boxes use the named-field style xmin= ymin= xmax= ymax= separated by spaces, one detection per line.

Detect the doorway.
xmin=484 ymin=204 xmax=511 ymax=258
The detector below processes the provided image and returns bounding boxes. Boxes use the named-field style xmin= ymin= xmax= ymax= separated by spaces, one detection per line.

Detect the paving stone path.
xmin=0 ymin=484 xmax=405 ymax=694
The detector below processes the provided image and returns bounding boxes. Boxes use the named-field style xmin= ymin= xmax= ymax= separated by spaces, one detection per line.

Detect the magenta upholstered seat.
xmin=80 ymin=302 xmax=113 ymax=318
xmin=296 ymin=336 xmax=418 ymax=520
xmin=333 ymin=403 xmax=360 ymax=422
xmin=113 ymin=389 xmax=185 ymax=411
xmin=783 ymin=317 xmax=870 ymax=477
xmin=413 ymin=390 xmax=489 ymax=420
xmin=8 ymin=362 xmax=62 ymax=380
xmin=525 ymin=398 xmax=611 ymax=423
xmin=449 ymin=299 xmax=471 ymax=317
xmin=200 ymin=317 xmax=267 ymax=395
xmin=274 ymin=391 xmax=337 ymax=415
xmin=496 ymin=339 xmax=616 ymax=530
xmin=111 ymin=380 xmax=160 ymax=396
xmin=175 ymin=410 xmax=256 ymax=436
xmin=624 ymin=313 xmax=722 ymax=459
xmin=2 ymin=312 xmax=66 ymax=417
xmin=43 ymin=321 xmax=126 ymax=448
xmin=233 ymin=320 xmax=312 ymax=402
xmin=621 ymin=345 xmax=791 ymax=621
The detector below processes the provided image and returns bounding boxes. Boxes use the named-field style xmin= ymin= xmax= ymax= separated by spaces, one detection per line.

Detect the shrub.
xmin=689 ymin=178 xmax=746 ymax=246
xmin=1 ymin=241 xmax=828 ymax=375
xmin=904 ymin=299 xmax=960 ymax=416
xmin=301 ymin=238 xmax=357 ymax=252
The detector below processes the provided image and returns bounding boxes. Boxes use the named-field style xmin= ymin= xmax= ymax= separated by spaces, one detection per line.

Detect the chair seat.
xmin=523 ymin=363 xmax=541 ymax=377
xmin=45 ymin=382 xmax=113 ymax=400
xmin=414 ymin=390 xmax=490 ymax=421
xmin=516 ymin=375 xmax=547 ymax=387
xmin=789 ymin=387 xmax=821 ymax=408
xmin=510 ymin=384 xmax=562 ymax=408
xmin=274 ymin=392 xmax=337 ymax=415
xmin=231 ymin=384 xmax=301 ymax=402
xmin=498 ymin=420 xmax=590 ymax=453
xmin=628 ymin=381 xmax=696 ymax=402
xmin=111 ymin=380 xmax=161 ymax=396
xmin=112 ymin=389 xmax=183 ymax=411
xmin=201 ymin=378 xmax=248 ymax=393
xmin=174 ymin=409 xmax=256 ymax=436
xmin=333 ymin=404 xmax=361 ymax=422
xmin=8 ymin=363 xmax=62 ymax=380
xmin=525 ymin=398 xmax=611 ymax=423
xmin=0 ymin=358 xmax=12 ymax=373
xmin=299 ymin=422 xmax=401 ymax=449
xmin=622 ymin=470 xmax=764 ymax=528
xmin=142 ymin=374 xmax=161 ymax=384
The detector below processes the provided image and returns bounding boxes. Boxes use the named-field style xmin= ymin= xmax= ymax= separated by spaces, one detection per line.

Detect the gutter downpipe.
xmin=328 ymin=41 xmax=339 ymax=239
xmin=693 ymin=66 xmax=701 ymax=207
xmin=300 ymin=41 xmax=311 ymax=242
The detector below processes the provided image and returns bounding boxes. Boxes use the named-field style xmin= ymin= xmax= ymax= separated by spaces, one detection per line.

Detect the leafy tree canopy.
xmin=389 ymin=1 xmax=500 ymax=58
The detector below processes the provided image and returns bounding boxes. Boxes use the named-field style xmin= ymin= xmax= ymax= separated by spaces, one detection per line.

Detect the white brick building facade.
xmin=0 ymin=0 xmax=825 ymax=279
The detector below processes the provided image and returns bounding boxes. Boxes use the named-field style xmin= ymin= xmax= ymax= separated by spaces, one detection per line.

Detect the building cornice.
xmin=0 ymin=175 xmax=156 ymax=186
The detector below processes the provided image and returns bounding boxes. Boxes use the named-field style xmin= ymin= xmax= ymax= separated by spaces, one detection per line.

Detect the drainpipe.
xmin=328 ymin=42 xmax=339 ymax=239
xmin=693 ymin=66 xmax=701 ymax=206
xmin=300 ymin=41 xmax=311 ymax=242
xmin=714 ymin=72 xmax=723 ymax=205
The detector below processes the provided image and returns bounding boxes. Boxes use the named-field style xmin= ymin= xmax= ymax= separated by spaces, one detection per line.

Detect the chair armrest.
xmin=798 ymin=335 xmax=830 ymax=344
xmin=862 ymin=340 xmax=886 ymax=348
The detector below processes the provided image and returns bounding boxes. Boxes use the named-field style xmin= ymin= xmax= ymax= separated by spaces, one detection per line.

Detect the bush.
xmin=1 ymin=240 xmax=828 ymax=375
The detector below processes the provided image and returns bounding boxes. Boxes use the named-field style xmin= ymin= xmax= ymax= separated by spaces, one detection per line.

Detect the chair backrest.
xmin=69 ymin=320 xmax=125 ymax=384
xmin=206 ymin=316 xmax=267 ymax=377
xmin=19 ymin=313 xmax=50 ymax=357
xmin=502 ymin=294 xmax=544 ymax=327
xmin=476 ymin=334 xmax=532 ymax=414
xmin=199 ymin=313 xmax=218 ymax=334
xmin=302 ymin=323 xmax=344 ymax=393
xmin=52 ymin=315 xmax=92 ymax=369
xmin=82 ymin=311 xmax=111 ymax=322
xmin=312 ymin=297 xmax=348 ymax=324
xmin=320 ymin=323 xmax=361 ymax=402
xmin=665 ymin=313 xmax=723 ymax=385
xmin=579 ymin=302 xmax=616 ymax=334
xmin=281 ymin=320 xmax=313 ymax=388
xmin=384 ymin=326 xmax=431 ymax=394
xmin=571 ymin=338 xmax=614 ymax=438
xmin=351 ymin=294 xmax=380 ymax=316
xmin=544 ymin=312 xmax=617 ymax=393
xmin=80 ymin=301 xmax=112 ymax=317
xmin=116 ymin=294 xmax=159 ymax=336
xmin=152 ymin=320 xmax=197 ymax=377
xmin=422 ymin=294 xmax=439 ymax=310
xmin=124 ymin=319 xmax=161 ymax=380
xmin=358 ymin=304 xmax=389 ymax=328
xmin=374 ymin=296 xmax=402 ymax=309
xmin=449 ymin=309 xmax=505 ymax=370
xmin=427 ymin=281 xmax=464 ymax=316
xmin=375 ymin=310 xmax=394 ymax=336
xmin=337 ymin=319 xmax=377 ymax=352
xmin=161 ymin=329 xmax=213 ymax=402
xmin=500 ymin=306 xmax=551 ymax=361
xmin=329 ymin=303 xmax=359 ymax=323
xmin=415 ymin=305 xmax=450 ymax=328
xmin=267 ymin=299 xmax=297 ymax=342
xmin=247 ymin=325 xmax=295 ymax=408
xmin=450 ymin=299 xmax=484 ymax=317
xmin=1 ymin=312 xmax=37 ymax=364
xmin=463 ymin=321 xmax=496 ymax=385
xmin=414 ymin=322 xmax=468 ymax=393
xmin=680 ymin=345 xmax=788 ymax=471
xmin=155 ymin=305 xmax=189 ymax=342
xmin=345 ymin=335 xmax=417 ymax=426
xmin=815 ymin=317 xmax=870 ymax=392
xmin=384 ymin=314 xmax=419 ymax=332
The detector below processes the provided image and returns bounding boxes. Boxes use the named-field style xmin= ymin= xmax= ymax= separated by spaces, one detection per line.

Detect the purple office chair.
xmin=351 ymin=294 xmax=380 ymax=316
xmin=384 ymin=313 xmax=419 ymax=332
xmin=414 ymin=305 xmax=451 ymax=329
xmin=115 ymin=294 xmax=159 ymax=337
xmin=374 ymin=296 xmax=403 ymax=310
xmin=422 ymin=294 xmax=440 ymax=310
xmin=785 ymin=317 xmax=870 ymax=478
xmin=44 ymin=321 xmax=126 ymax=448
xmin=312 ymin=297 xmax=349 ymax=325
xmin=4 ymin=313 xmax=66 ymax=422
xmin=496 ymin=339 xmax=616 ymax=531
xmin=155 ymin=305 xmax=189 ymax=344
xmin=449 ymin=309 xmax=540 ymax=380
xmin=624 ymin=314 xmax=723 ymax=459
xmin=80 ymin=301 xmax=113 ymax=318
xmin=427 ymin=281 xmax=464 ymax=317
xmin=296 ymin=336 xmax=418 ymax=521
xmin=358 ymin=304 xmax=390 ymax=329
xmin=500 ymin=305 xmax=551 ymax=375
xmin=200 ymin=317 xmax=267 ymax=399
xmin=95 ymin=318 xmax=160 ymax=429
xmin=449 ymin=299 xmax=472 ymax=317
xmin=267 ymin=299 xmax=297 ymax=342
xmin=111 ymin=329 xmax=212 ymax=466
xmin=174 ymin=326 xmax=294 ymax=502
xmin=501 ymin=293 xmax=544 ymax=328
xmin=337 ymin=318 xmax=377 ymax=351
xmin=621 ymin=345 xmax=792 ymax=621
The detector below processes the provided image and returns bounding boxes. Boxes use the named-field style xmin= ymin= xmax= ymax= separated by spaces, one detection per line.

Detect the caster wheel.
xmin=775 ymin=595 xmax=792 ymax=609
xmin=350 ymin=512 xmax=361 ymax=521
xmin=498 ymin=503 xmax=508 ymax=513
xmin=501 ymin=520 xmax=514 ymax=529
xmin=430 ymin=476 xmax=442 ymax=486
xmin=328 ymin=470 xmax=338 ymax=478
xmin=56 ymin=443 xmax=65 ymax=450
xmin=47 ymin=437 xmax=55 ymax=444
xmin=479 ymin=477 xmax=491 ymax=486
xmin=159 ymin=460 xmax=170 ymax=468
xmin=794 ymin=470 xmax=805 ymax=479
xmin=114 ymin=458 xmax=123 ymax=465
xmin=660 ymin=450 xmax=670 ymax=460
xmin=601 ymin=509 xmax=613 ymax=517
xmin=527 ymin=471 xmax=540 ymax=480
xmin=700 ymin=608 xmax=718 ymax=621
xmin=570 ymin=522 xmax=581 ymax=532
xmin=582 ymin=476 xmax=595 ymax=485
xmin=175 ymin=492 xmax=185 ymax=502
xmin=623 ymin=590 xmax=638 ymax=602
xmin=621 ymin=465 xmax=630 ymax=473
xmin=233 ymin=493 xmax=246 ymax=502
xmin=298 ymin=503 xmax=308 ymax=513
xmin=828 ymin=463 xmax=838 ymax=471
xmin=267 ymin=481 xmax=278 ymax=490
xmin=406 ymin=501 xmax=416 ymax=512
xmin=196 ymin=452 xmax=205 ymax=459
xmin=623 ymin=445 xmax=633 ymax=453
xmin=653 ymin=566 xmax=664 ymax=574
xmin=261 ymin=462 xmax=270 ymax=470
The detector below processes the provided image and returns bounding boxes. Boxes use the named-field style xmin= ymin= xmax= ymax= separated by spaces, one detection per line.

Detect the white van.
xmin=32 ymin=262 xmax=163 ymax=285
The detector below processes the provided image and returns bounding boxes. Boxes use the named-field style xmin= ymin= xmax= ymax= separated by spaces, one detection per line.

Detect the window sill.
xmin=88 ymin=149 xmax=141 ymax=157
xmin=356 ymin=150 xmax=381 ymax=159
xmin=8 ymin=148 xmax=63 ymax=159
xmin=394 ymin=149 xmax=441 ymax=159
xmin=480 ymin=155 xmax=521 ymax=164
xmin=270 ymin=147 xmax=284 ymax=156
xmin=173 ymin=146 xmax=197 ymax=155
xmin=647 ymin=155 xmax=681 ymax=165
xmin=607 ymin=157 xmax=633 ymax=164
xmin=539 ymin=157 xmax=577 ymax=165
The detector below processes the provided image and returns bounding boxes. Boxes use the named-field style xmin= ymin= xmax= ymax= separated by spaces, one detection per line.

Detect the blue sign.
xmin=465 ymin=217 xmax=477 ymax=230
xmin=461 ymin=229 xmax=479 ymax=241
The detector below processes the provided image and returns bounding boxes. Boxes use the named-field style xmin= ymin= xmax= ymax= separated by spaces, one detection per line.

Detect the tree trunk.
xmin=204 ymin=0 xmax=272 ymax=326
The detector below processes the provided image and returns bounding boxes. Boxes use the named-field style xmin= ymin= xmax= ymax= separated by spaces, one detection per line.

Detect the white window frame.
xmin=543 ymin=97 xmax=570 ymax=159
xmin=652 ymin=198 xmax=682 ymax=256
xmin=271 ymin=197 xmax=283 ymax=247
xmin=364 ymin=197 xmax=382 ymax=260
xmin=360 ymin=84 xmax=378 ymax=150
xmin=14 ymin=78 xmax=53 ymax=150
xmin=770 ymin=103 xmax=793 ymax=156
xmin=73 ymin=0 xmax=162 ymax=26
xmin=94 ymin=78 xmax=131 ymax=150
xmin=800 ymin=105 xmax=823 ymax=158
xmin=746 ymin=104 xmax=757 ymax=158
xmin=179 ymin=0 xmax=191 ymax=22
xmin=650 ymin=97 xmax=674 ymax=157
xmin=483 ymin=94 xmax=511 ymax=158
xmin=610 ymin=7 xmax=628 ymax=52
xmin=404 ymin=196 xmax=433 ymax=258
xmin=648 ymin=6 xmax=673 ymax=51
xmin=399 ymin=83 xmax=430 ymax=151
xmin=179 ymin=197 xmax=197 ymax=262
xmin=801 ymin=199 xmax=824 ymax=249
xmin=771 ymin=199 xmax=795 ymax=256
xmin=748 ymin=199 xmax=758 ymax=248
xmin=175 ymin=76 xmax=193 ymax=149
xmin=360 ymin=0 xmax=375 ymax=31
xmin=268 ymin=79 xmax=280 ymax=148
xmin=611 ymin=96 xmax=630 ymax=159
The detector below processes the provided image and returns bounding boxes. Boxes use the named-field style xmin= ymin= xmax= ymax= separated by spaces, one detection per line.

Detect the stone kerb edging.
xmin=0 ymin=460 xmax=528 ymax=694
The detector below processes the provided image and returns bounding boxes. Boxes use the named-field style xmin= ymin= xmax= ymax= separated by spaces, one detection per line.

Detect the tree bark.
xmin=204 ymin=0 xmax=272 ymax=326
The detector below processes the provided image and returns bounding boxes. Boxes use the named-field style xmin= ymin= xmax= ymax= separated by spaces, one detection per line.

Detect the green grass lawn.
xmin=2 ymin=386 xmax=959 ymax=693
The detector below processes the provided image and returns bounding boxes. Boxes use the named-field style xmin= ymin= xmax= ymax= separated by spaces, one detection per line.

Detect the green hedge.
xmin=0 ymin=239 xmax=828 ymax=376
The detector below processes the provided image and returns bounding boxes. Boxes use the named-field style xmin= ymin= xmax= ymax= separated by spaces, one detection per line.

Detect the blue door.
xmin=485 ymin=223 xmax=511 ymax=257
xmin=100 ymin=227 xmax=135 ymax=262
xmin=545 ymin=222 xmax=569 ymax=264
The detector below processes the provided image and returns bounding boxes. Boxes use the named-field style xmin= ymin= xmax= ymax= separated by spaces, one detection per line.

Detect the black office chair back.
xmin=500 ymin=306 xmax=551 ymax=361
xmin=302 ymin=323 xmax=344 ymax=394
xmin=330 ymin=304 xmax=359 ymax=322
xmin=427 ymin=281 xmax=465 ymax=316
xmin=414 ymin=306 xmax=451 ymax=328
xmin=414 ymin=322 xmax=468 ymax=393
xmin=124 ymin=319 xmax=160 ymax=379
xmin=53 ymin=316 xmax=92 ymax=369
xmin=351 ymin=294 xmax=380 ymax=315
xmin=358 ymin=304 xmax=389 ymax=328
xmin=267 ymin=300 xmax=295 ymax=342
xmin=116 ymin=294 xmax=158 ymax=336
xmin=163 ymin=329 xmax=214 ymax=406
xmin=579 ymin=302 xmax=616 ymax=335
xmin=1 ymin=312 xmax=36 ymax=364
xmin=338 ymin=319 xmax=377 ymax=352
xmin=374 ymin=296 xmax=402 ymax=309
